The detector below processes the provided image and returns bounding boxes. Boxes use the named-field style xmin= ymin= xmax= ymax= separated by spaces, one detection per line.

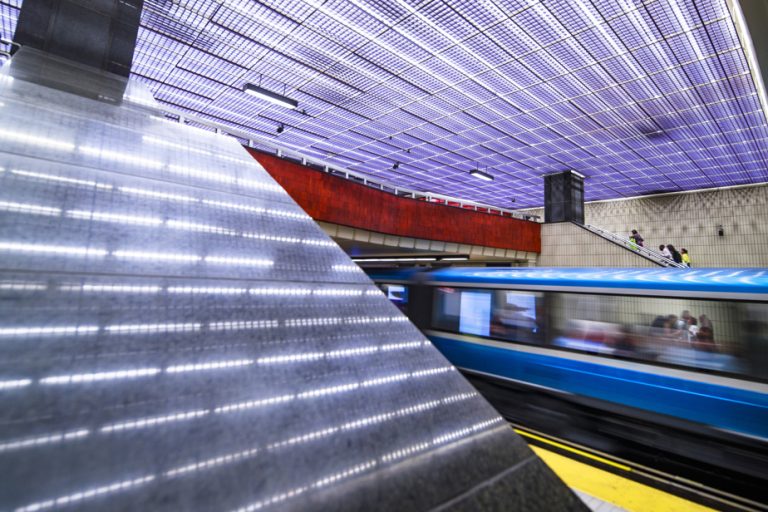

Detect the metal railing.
xmin=130 ymin=98 xmax=541 ymax=222
xmin=581 ymin=224 xmax=687 ymax=268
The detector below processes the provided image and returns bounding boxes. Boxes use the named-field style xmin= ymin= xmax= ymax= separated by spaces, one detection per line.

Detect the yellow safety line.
xmin=514 ymin=428 xmax=632 ymax=472
xmin=530 ymin=445 xmax=717 ymax=512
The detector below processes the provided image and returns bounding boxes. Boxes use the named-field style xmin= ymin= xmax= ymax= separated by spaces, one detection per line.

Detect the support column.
xmin=544 ymin=170 xmax=585 ymax=224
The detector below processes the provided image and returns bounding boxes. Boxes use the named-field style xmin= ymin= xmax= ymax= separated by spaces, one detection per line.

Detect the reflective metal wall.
xmin=0 ymin=50 xmax=584 ymax=511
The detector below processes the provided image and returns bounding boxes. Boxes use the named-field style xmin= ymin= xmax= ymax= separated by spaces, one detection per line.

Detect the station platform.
xmin=516 ymin=427 xmax=745 ymax=512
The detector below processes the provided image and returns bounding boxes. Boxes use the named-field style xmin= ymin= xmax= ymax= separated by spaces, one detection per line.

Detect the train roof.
xmin=420 ymin=268 xmax=768 ymax=298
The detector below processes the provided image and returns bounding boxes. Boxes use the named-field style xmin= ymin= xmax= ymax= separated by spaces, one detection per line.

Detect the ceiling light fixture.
xmin=351 ymin=257 xmax=437 ymax=263
xmin=469 ymin=169 xmax=493 ymax=182
xmin=243 ymin=83 xmax=298 ymax=109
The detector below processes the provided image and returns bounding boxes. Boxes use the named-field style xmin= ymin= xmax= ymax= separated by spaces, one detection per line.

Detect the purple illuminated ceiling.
xmin=2 ymin=0 xmax=768 ymax=208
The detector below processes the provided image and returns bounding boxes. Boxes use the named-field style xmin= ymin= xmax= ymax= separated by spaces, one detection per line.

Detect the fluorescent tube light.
xmin=469 ymin=169 xmax=493 ymax=182
xmin=351 ymin=257 xmax=437 ymax=263
xmin=243 ymin=84 xmax=298 ymax=109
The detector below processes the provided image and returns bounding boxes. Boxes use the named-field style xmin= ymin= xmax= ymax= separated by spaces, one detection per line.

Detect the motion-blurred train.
xmin=368 ymin=267 xmax=768 ymax=496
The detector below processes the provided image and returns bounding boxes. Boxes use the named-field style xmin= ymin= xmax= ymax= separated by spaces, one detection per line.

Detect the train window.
xmin=432 ymin=287 xmax=460 ymax=332
xmin=549 ymin=293 xmax=750 ymax=375
xmin=378 ymin=283 xmax=408 ymax=313
xmin=459 ymin=290 xmax=492 ymax=336
xmin=430 ymin=286 xmax=768 ymax=381
xmin=432 ymin=287 xmax=544 ymax=344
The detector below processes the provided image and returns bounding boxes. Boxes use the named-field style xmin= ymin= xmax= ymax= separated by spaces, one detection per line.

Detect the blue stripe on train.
xmin=429 ymin=334 xmax=768 ymax=440
xmin=427 ymin=267 xmax=768 ymax=295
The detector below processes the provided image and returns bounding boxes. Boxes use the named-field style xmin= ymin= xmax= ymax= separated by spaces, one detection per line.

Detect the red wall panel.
xmin=250 ymin=150 xmax=541 ymax=253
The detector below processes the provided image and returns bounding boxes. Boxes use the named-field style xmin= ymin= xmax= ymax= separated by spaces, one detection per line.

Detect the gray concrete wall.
xmin=525 ymin=184 xmax=768 ymax=268
xmin=539 ymin=222 xmax=657 ymax=267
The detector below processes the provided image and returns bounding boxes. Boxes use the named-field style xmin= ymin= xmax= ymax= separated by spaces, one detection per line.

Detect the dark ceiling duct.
xmin=13 ymin=0 xmax=143 ymax=78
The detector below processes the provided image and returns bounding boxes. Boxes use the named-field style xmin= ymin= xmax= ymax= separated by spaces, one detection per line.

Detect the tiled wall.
xmin=539 ymin=222 xmax=657 ymax=267
xmin=528 ymin=184 xmax=768 ymax=267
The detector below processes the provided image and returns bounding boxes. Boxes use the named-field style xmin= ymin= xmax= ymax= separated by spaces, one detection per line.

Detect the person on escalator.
xmin=681 ymin=248 xmax=691 ymax=267
xmin=660 ymin=244 xmax=672 ymax=259
xmin=631 ymin=229 xmax=644 ymax=247
xmin=667 ymin=244 xmax=682 ymax=264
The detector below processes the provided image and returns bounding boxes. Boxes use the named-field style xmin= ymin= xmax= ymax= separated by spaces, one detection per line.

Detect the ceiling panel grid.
xmin=1 ymin=0 xmax=767 ymax=207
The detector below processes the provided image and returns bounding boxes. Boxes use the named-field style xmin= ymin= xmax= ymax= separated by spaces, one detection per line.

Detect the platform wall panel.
xmin=250 ymin=151 xmax=541 ymax=254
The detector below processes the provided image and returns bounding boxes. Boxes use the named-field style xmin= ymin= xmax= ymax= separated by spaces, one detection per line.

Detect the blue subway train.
xmin=369 ymin=267 xmax=768 ymax=491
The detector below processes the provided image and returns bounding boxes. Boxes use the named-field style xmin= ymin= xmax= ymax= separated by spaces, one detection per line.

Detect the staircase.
xmin=577 ymin=223 xmax=687 ymax=268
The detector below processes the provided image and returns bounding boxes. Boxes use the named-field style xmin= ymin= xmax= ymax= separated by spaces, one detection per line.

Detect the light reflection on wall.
xmin=4 ymin=385 xmax=481 ymax=505
xmin=0 ymin=282 xmax=382 ymax=296
xmin=13 ymin=415 xmax=500 ymax=512
xmin=0 ymin=61 xmax=525 ymax=512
